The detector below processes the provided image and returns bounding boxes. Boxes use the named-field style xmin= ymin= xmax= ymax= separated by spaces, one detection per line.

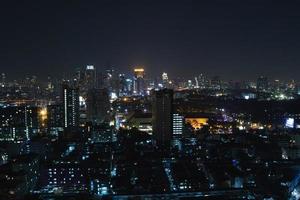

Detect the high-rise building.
xmin=47 ymin=104 xmax=64 ymax=135
xmin=118 ymin=74 xmax=127 ymax=96
xmin=1 ymin=73 xmax=6 ymax=87
xmin=133 ymin=68 xmax=145 ymax=95
xmin=86 ymin=88 xmax=110 ymax=124
xmin=211 ymin=76 xmax=221 ymax=90
xmin=194 ymin=77 xmax=199 ymax=88
xmin=73 ymin=65 xmax=97 ymax=98
xmin=173 ymin=113 xmax=184 ymax=136
xmin=162 ymin=72 xmax=169 ymax=88
xmin=152 ymin=89 xmax=173 ymax=149
xmin=104 ymin=67 xmax=115 ymax=92
xmin=0 ymin=106 xmax=38 ymax=141
xmin=62 ymin=83 xmax=79 ymax=128
xmin=124 ymin=78 xmax=133 ymax=95
xmin=257 ymin=76 xmax=268 ymax=92
xmin=198 ymin=74 xmax=206 ymax=89
xmin=85 ymin=65 xmax=97 ymax=89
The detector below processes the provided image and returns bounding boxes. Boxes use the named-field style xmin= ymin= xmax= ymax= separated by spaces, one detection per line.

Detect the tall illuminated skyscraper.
xmin=162 ymin=72 xmax=169 ymax=88
xmin=133 ymin=68 xmax=145 ymax=95
xmin=62 ymin=82 xmax=79 ymax=128
xmin=85 ymin=65 xmax=97 ymax=89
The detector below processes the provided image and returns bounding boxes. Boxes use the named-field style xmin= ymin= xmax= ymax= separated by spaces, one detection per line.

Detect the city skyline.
xmin=1 ymin=65 xmax=300 ymax=83
xmin=2 ymin=1 xmax=300 ymax=198
xmin=1 ymin=1 xmax=300 ymax=80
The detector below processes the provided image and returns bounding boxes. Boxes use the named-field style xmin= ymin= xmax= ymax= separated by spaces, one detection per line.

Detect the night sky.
xmin=1 ymin=0 xmax=300 ymax=81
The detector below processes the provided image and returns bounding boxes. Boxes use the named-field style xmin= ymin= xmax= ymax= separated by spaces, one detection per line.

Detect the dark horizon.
xmin=1 ymin=0 xmax=300 ymax=81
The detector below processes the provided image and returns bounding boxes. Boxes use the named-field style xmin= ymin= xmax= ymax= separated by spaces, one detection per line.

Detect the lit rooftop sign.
xmin=86 ymin=65 xmax=95 ymax=70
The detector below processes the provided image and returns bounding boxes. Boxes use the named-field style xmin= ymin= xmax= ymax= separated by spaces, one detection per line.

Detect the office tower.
xmin=125 ymin=78 xmax=133 ymax=94
xmin=198 ymin=74 xmax=206 ymax=89
xmin=23 ymin=106 xmax=39 ymax=141
xmin=257 ymin=76 xmax=268 ymax=92
xmin=272 ymin=79 xmax=281 ymax=92
xmin=85 ymin=65 xmax=97 ymax=89
xmin=62 ymin=83 xmax=79 ymax=128
xmin=75 ymin=67 xmax=84 ymax=81
xmin=152 ymin=89 xmax=173 ymax=149
xmin=103 ymin=67 xmax=121 ymax=96
xmin=187 ymin=80 xmax=193 ymax=89
xmin=133 ymin=68 xmax=145 ymax=95
xmin=162 ymin=72 xmax=169 ymax=88
xmin=118 ymin=74 xmax=127 ymax=96
xmin=96 ymin=71 xmax=105 ymax=89
xmin=86 ymin=88 xmax=110 ymax=124
xmin=211 ymin=76 xmax=221 ymax=90
xmin=104 ymin=67 xmax=115 ymax=92
xmin=47 ymin=104 xmax=64 ymax=135
xmin=73 ymin=65 xmax=97 ymax=98
xmin=73 ymin=67 xmax=83 ymax=90
xmin=46 ymin=76 xmax=54 ymax=94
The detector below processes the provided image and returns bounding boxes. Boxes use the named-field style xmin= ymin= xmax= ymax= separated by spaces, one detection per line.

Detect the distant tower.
xmin=211 ymin=76 xmax=221 ymax=90
xmin=133 ymin=68 xmax=145 ymax=95
xmin=85 ymin=65 xmax=97 ymax=89
xmin=47 ymin=104 xmax=64 ymax=134
xmin=1 ymin=73 xmax=5 ymax=87
xmin=198 ymin=74 xmax=206 ymax=89
xmin=257 ymin=76 xmax=268 ymax=92
xmin=62 ymin=82 xmax=79 ymax=128
xmin=162 ymin=72 xmax=169 ymax=88
xmin=152 ymin=89 xmax=173 ymax=150
xmin=194 ymin=77 xmax=199 ymax=88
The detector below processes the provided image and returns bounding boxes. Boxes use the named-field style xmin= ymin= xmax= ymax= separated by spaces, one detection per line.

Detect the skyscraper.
xmin=257 ymin=76 xmax=269 ymax=92
xmin=211 ymin=76 xmax=221 ymax=90
xmin=62 ymin=82 xmax=79 ymax=128
xmin=152 ymin=89 xmax=173 ymax=150
xmin=162 ymin=72 xmax=169 ymax=88
xmin=1 ymin=73 xmax=5 ymax=88
xmin=86 ymin=88 xmax=110 ymax=124
xmin=133 ymin=68 xmax=145 ymax=95
xmin=47 ymin=104 xmax=64 ymax=135
xmin=85 ymin=65 xmax=97 ymax=89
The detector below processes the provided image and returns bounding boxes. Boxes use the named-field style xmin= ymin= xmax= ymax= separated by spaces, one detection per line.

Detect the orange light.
xmin=185 ymin=118 xmax=208 ymax=129
xmin=134 ymin=68 xmax=144 ymax=72
xmin=39 ymin=108 xmax=48 ymax=126
xmin=39 ymin=108 xmax=47 ymax=117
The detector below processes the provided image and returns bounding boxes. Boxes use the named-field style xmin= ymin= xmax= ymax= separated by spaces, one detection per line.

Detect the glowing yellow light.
xmin=134 ymin=68 xmax=144 ymax=72
xmin=39 ymin=108 xmax=47 ymax=116
xmin=185 ymin=118 xmax=208 ymax=129
xmin=39 ymin=108 xmax=48 ymax=126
